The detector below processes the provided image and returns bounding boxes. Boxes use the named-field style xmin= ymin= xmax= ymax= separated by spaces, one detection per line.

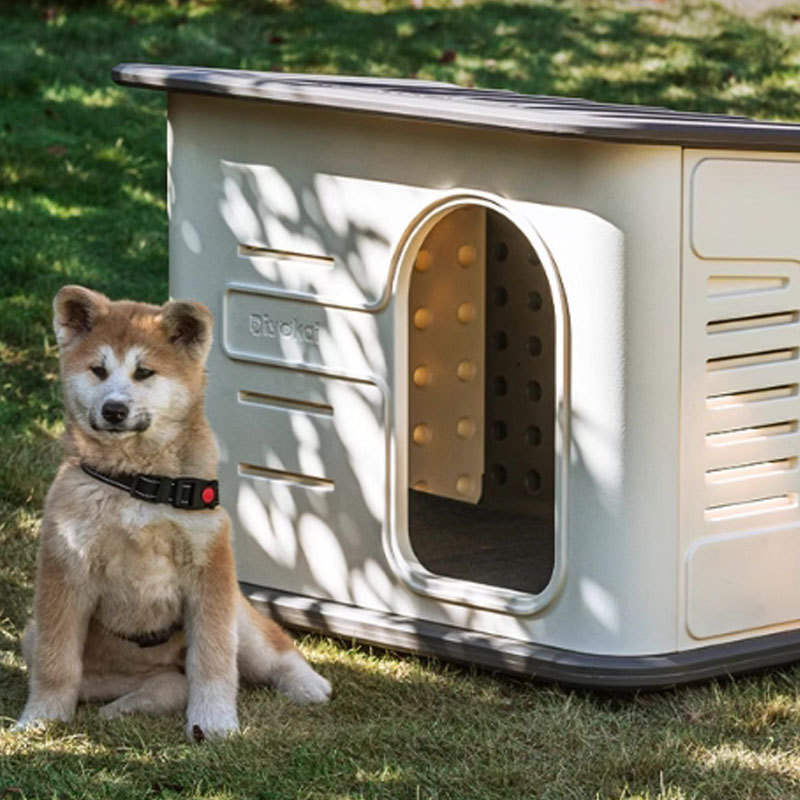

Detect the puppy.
xmin=16 ymin=285 xmax=331 ymax=740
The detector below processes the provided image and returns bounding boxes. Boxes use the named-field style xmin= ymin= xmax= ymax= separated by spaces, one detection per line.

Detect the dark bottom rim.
xmin=241 ymin=583 xmax=800 ymax=690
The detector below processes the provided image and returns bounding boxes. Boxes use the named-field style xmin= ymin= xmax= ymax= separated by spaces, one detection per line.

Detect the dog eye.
xmin=134 ymin=366 xmax=155 ymax=381
xmin=90 ymin=365 xmax=108 ymax=380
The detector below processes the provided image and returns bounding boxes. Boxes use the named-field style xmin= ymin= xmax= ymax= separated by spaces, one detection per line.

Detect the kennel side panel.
xmin=510 ymin=142 xmax=682 ymax=656
xmin=168 ymin=93 xmax=684 ymax=656
xmin=680 ymin=150 xmax=800 ymax=648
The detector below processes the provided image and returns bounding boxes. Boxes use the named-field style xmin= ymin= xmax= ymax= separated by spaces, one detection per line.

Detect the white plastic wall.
xmin=680 ymin=151 xmax=800 ymax=647
xmin=168 ymin=92 xmax=687 ymax=658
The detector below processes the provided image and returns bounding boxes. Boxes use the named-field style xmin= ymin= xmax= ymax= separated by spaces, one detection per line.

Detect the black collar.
xmin=80 ymin=463 xmax=219 ymax=510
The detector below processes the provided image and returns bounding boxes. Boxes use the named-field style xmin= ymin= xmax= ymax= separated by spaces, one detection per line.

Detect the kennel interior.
xmin=115 ymin=63 xmax=800 ymax=687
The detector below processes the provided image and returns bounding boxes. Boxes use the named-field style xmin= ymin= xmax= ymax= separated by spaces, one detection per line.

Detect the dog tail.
xmin=235 ymin=591 xmax=294 ymax=684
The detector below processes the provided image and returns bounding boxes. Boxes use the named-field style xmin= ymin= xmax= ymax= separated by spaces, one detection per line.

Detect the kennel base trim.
xmin=245 ymin=586 xmax=800 ymax=690
xmin=115 ymin=63 xmax=800 ymax=688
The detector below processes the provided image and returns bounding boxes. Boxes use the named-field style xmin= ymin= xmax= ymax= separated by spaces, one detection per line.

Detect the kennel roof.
xmin=113 ymin=63 xmax=800 ymax=151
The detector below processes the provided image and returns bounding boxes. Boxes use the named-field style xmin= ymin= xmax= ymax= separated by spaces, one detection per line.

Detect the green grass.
xmin=3 ymin=0 xmax=800 ymax=797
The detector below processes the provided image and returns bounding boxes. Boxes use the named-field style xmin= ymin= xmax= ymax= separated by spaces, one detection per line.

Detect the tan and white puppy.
xmin=16 ymin=285 xmax=331 ymax=740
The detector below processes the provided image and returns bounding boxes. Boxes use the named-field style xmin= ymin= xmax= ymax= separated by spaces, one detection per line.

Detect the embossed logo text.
xmin=249 ymin=313 xmax=321 ymax=346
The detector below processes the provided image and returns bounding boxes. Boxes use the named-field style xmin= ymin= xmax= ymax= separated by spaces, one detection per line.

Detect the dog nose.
xmin=101 ymin=401 xmax=129 ymax=424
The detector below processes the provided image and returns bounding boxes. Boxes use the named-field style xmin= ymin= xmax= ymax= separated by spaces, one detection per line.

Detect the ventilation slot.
xmin=705 ymin=494 xmax=798 ymax=522
xmin=707 ymin=420 xmax=798 ymax=447
xmin=706 ymin=457 xmax=797 ymax=485
xmin=707 ymin=311 xmax=799 ymax=335
xmin=238 ymin=463 xmax=334 ymax=491
xmin=706 ymin=348 xmax=798 ymax=372
xmin=707 ymin=275 xmax=788 ymax=299
xmin=238 ymin=244 xmax=335 ymax=270
xmin=238 ymin=390 xmax=333 ymax=417
xmin=706 ymin=384 xmax=798 ymax=410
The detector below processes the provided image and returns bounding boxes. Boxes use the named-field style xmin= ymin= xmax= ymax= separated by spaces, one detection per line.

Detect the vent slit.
xmin=706 ymin=348 xmax=798 ymax=372
xmin=238 ymin=463 xmax=334 ymax=491
xmin=705 ymin=493 xmax=798 ymax=522
xmin=707 ymin=310 xmax=799 ymax=335
xmin=706 ymin=384 xmax=798 ymax=410
xmin=238 ymin=244 xmax=335 ymax=269
xmin=238 ymin=390 xmax=333 ymax=417
xmin=707 ymin=420 xmax=798 ymax=445
xmin=706 ymin=457 xmax=797 ymax=485
xmin=706 ymin=275 xmax=788 ymax=299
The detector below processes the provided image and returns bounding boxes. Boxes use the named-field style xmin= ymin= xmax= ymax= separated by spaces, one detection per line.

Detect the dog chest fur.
xmin=47 ymin=465 xmax=226 ymax=635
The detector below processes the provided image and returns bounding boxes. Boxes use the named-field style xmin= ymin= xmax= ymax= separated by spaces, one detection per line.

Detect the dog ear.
xmin=53 ymin=285 xmax=110 ymax=347
xmin=160 ymin=300 xmax=213 ymax=361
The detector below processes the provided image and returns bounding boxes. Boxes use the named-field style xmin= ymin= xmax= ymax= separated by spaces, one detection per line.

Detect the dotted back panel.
xmin=407 ymin=206 xmax=486 ymax=503
xmin=480 ymin=211 xmax=556 ymax=519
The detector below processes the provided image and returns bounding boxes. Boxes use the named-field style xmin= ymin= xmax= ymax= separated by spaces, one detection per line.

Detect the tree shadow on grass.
xmin=3 ymin=645 xmax=800 ymax=798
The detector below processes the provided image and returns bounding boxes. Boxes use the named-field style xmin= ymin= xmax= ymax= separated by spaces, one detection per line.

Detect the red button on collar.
xmin=201 ymin=485 xmax=216 ymax=505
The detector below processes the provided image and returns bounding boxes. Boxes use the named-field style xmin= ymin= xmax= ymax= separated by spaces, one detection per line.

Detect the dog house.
xmin=114 ymin=63 xmax=800 ymax=688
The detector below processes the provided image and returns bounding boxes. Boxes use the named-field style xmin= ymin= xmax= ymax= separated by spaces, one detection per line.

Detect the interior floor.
xmin=408 ymin=489 xmax=554 ymax=594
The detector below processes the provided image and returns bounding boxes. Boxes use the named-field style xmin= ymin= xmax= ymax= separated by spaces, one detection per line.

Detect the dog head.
xmin=53 ymin=285 xmax=212 ymax=443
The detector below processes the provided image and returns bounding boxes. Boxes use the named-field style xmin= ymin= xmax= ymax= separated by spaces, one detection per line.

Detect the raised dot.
xmin=412 ymin=424 xmax=432 ymax=445
xmin=527 ymin=335 xmax=542 ymax=357
xmin=456 ymin=301 xmax=476 ymax=324
xmin=528 ymin=380 xmax=542 ymax=401
xmin=494 ymin=242 xmax=509 ymax=262
xmin=413 ymin=307 xmax=432 ymax=330
xmin=493 ymin=375 xmax=507 ymax=396
xmin=456 ymin=474 xmax=473 ymax=496
xmin=456 ymin=360 xmax=475 ymax=381
xmin=415 ymin=249 xmax=432 ymax=272
xmin=413 ymin=365 xmax=432 ymax=387
xmin=492 ymin=330 xmax=508 ymax=351
xmin=493 ymin=420 xmax=507 ymax=440
xmin=494 ymin=286 xmax=508 ymax=306
xmin=456 ymin=417 xmax=475 ymax=439
xmin=457 ymin=244 xmax=477 ymax=267
xmin=491 ymin=464 xmax=508 ymax=485
xmin=527 ymin=425 xmax=542 ymax=446
xmin=413 ymin=480 xmax=429 ymax=491
xmin=528 ymin=290 xmax=542 ymax=311
xmin=525 ymin=470 xmax=542 ymax=494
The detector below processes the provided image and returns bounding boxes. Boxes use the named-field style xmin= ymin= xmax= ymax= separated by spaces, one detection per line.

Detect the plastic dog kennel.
xmin=114 ymin=63 xmax=800 ymax=688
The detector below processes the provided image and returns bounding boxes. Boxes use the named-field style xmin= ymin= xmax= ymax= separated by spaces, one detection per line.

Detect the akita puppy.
xmin=16 ymin=285 xmax=331 ymax=740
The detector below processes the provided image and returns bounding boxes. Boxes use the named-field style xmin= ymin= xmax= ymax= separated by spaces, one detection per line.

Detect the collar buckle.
xmin=130 ymin=473 xmax=169 ymax=503
xmin=172 ymin=477 xmax=199 ymax=509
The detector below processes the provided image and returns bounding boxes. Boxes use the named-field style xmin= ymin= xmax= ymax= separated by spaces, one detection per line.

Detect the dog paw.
xmin=186 ymin=698 xmax=239 ymax=741
xmin=275 ymin=651 xmax=332 ymax=705
xmin=12 ymin=716 xmax=48 ymax=732
xmin=184 ymin=719 xmax=239 ymax=742
xmin=98 ymin=697 xmax=135 ymax=719
xmin=14 ymin=700 xmax=73 ymax=731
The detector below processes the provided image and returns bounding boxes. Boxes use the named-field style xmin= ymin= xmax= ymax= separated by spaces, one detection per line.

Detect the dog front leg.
xmin=184 ymin=526 xmax=239 ymax=741
xmin=16 ymin=548 xmax=94 ymax=729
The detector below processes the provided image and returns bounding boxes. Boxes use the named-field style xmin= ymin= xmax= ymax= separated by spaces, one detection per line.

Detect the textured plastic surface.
xmin=167 ymin=90 xmax=679 ymax=658
xmin=130 ymin=69 xmax=800 ymax=682
xmin=682 ymin=152 xmax=800 ymax=643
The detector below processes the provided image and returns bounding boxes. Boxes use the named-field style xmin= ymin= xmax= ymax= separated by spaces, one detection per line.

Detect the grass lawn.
xmin=3 ymin=0 xmax=800 ymax=797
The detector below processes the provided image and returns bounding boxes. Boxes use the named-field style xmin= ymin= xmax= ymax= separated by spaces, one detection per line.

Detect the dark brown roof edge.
xmin=113 ymin=63 xmax=800 ymax=151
